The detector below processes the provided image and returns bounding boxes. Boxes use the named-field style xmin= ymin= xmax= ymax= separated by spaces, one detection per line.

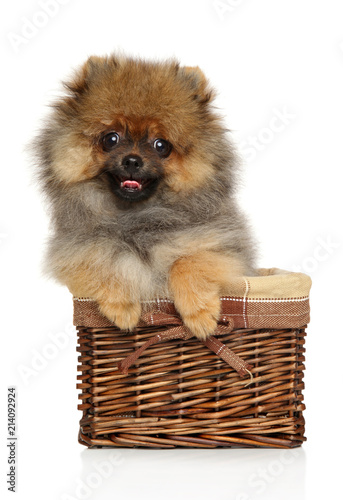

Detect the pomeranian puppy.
xmin=34 ymin=55 xmax=256 ymax=339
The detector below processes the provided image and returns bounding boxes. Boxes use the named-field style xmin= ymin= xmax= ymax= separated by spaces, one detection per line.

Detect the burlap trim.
xmin=73 ymin=269 xmax=311 ymax=330
xmin=73 ymin=294 xmax=310 ymax=330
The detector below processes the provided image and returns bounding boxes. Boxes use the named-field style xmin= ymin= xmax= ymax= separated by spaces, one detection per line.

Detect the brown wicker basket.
xmin=75 ymin=269 xmax=311 ymax=449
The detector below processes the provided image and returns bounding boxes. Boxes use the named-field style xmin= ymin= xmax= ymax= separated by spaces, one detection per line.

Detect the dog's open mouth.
xmin=104 ymin=171 xmax=160 ymax=202
xmin=118 ymin=175 xmax=158 ymax=193
xmin=119 ymin=177 xmax=154 ymax=192
xmin=121 ymin=179 xmax=142 ymax=191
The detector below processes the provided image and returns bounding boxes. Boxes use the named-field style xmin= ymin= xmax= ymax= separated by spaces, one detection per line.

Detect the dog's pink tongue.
xmin=122 ymin=180 xmax=141 ymax=190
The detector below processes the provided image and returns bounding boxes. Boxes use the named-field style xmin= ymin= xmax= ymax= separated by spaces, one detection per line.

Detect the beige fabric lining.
xmin=73 ymin=268 xmax=311 ymax=330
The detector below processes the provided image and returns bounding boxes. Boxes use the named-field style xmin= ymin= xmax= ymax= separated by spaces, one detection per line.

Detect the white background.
xmin=1 ymin=0 xmax=343 ymax=498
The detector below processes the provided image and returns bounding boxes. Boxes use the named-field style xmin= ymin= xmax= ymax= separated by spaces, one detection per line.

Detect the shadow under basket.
xmin=74 ymin=269 xmax=312 ymax=449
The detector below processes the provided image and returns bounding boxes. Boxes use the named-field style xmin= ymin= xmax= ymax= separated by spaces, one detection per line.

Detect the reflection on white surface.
xmin=69 ymin=447 xmax=306 ymax=500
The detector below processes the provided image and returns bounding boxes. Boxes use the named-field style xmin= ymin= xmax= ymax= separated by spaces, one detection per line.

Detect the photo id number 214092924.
xmin=7 ymin=387 xmax=17 ymax=492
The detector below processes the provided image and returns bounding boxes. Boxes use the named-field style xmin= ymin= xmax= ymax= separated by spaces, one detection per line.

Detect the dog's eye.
xmin=102 ymin=132 xmax=120 ymax=151
xmin=153 ymin=139 xmax=172 ymax=157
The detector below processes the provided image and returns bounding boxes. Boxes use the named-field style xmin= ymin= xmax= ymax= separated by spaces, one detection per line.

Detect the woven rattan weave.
xmin=75 ymin=271 xmax=310 ymax=449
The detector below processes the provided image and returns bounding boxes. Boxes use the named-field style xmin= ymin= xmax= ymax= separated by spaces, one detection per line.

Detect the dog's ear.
xmin=63 ymin=55 xmax=117 ymax=95
xmin=178 ymin=65 xmax=215 ymax=105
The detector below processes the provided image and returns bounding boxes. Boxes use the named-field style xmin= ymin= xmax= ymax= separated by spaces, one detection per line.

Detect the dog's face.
xmin=95 ymin=116 xmax=174 ymax=202
xmin=41 ymin=55 xmax=231 ymax=205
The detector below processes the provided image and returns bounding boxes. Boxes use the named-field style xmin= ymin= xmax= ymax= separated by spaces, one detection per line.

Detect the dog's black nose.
xmin=122 ymin=154 xmax=143 ymax=172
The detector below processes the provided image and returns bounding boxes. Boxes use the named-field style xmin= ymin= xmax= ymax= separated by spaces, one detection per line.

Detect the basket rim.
xmin=73 ymin=268 xmax=311 ymax=331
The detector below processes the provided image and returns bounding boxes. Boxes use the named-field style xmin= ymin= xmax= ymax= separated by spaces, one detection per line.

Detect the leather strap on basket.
xmin=117 ymin=312 xmax=253 ymax=379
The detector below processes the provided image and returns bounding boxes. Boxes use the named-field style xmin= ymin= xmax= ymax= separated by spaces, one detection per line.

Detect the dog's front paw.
xmin=99 ymin=300 xmax=142 ymax=331
xmin=180 ymin=295 xmax=221 ymax=340
xmin=169 ymin=253 xmax=223 ymax=340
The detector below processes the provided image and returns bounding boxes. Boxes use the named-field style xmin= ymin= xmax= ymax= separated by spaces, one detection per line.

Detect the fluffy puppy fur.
xmin=34 ymin=55 xmax=256 ymax=339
